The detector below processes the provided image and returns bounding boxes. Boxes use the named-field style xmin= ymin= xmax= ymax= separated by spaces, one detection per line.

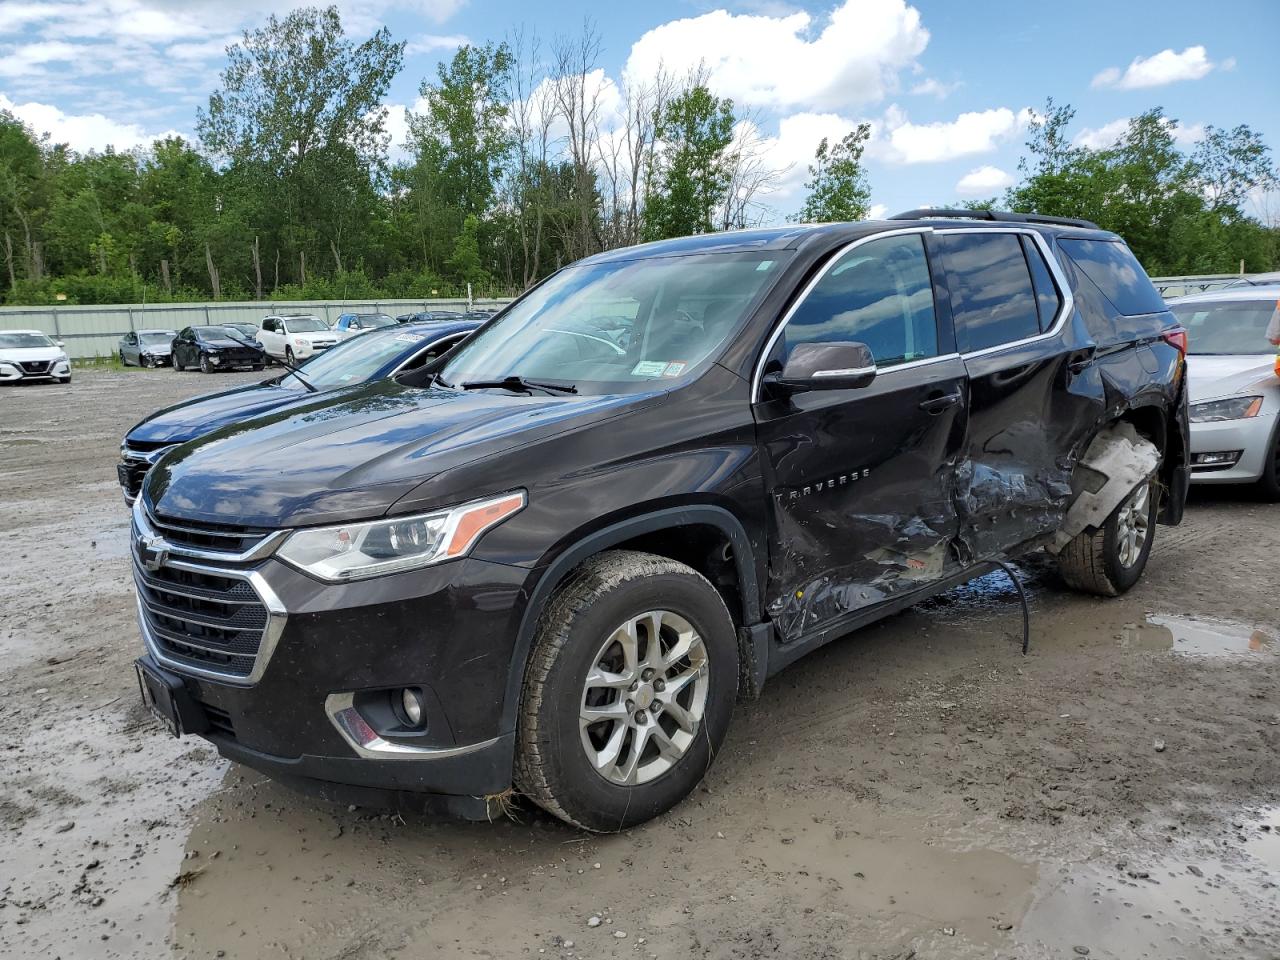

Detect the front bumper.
xmin=133 ymin=538 xmax=530 ymax=803
xmin=0 ymin=358 xmax=70 ymax=382
xmin=1189 ymin=412 xmax=1276 ymax=484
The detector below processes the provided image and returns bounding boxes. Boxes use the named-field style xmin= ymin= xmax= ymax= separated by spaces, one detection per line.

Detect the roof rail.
xmin=888 ymin=208 xmax=1100 ymax=230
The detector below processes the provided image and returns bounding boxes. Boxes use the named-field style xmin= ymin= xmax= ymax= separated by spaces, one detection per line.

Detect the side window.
xmin=941 ymin=232 xmax=1040 ymax=352
xmin=778 ymin=233 xmax=938 ymax=369
xmin=262 ymin=319 xmax=275 ymax=333
xmin=1057 ymin=238 xmax=1166 ymax=316
xmin=1020 ymin=235 xmax=1064 ymax=331
xmin=403 ymin=335 xmax=464 ymax=370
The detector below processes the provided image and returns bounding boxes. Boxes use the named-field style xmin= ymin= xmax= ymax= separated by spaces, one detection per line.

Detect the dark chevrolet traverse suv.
xmin=131 ymin=210 xmax=1188 ymax=831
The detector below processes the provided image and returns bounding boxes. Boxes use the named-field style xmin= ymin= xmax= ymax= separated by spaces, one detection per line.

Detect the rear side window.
xmin=779 ymin=233 xmax=938 ymax=369
xmin=940 ymin=233 xmax=1040 ymax=352
xmin=1057 ymin=239 xmax=1165 ymax=315
xmin=1020 ymin=235 xmax=1063 ymax=330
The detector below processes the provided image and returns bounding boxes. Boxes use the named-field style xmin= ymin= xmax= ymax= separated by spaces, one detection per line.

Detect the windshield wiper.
xmin=222 ymin=331 xmax=318 ymax=393
xmin=460 ymin=375 xmax=577 ymax=395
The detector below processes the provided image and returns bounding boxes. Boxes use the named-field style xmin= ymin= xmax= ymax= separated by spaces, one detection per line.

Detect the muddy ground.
xmin=1 ymin=368 xmax=1277 ymax=960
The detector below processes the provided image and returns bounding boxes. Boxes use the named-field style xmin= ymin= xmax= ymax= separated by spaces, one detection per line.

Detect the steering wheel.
xmin=544 ymin=327 xmax=627 ymax=356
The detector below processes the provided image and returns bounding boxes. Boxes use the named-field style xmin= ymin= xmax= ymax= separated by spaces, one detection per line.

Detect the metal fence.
xmin=0 ymin=297 xmax=513 ymax=359
xmin=1149 ymin=274 xmax=1259 ymax=298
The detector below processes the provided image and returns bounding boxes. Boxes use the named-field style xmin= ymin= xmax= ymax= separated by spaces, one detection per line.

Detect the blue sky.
xmin=1 ymin=0 xmax=1277 ymax=223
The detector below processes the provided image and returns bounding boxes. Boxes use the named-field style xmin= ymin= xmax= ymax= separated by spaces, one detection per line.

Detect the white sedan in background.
xmin=0 ymin=329 xmax=72 ymax=384
xmin=1167 ymin=286 xmax=1280 ymax=499
xmin=256 ymin=314 xmax=339 ymax=363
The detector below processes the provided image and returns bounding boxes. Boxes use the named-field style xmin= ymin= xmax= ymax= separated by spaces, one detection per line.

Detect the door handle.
xmin=1067 ymin=346 xmax=1097 ymax=374
xmin=919 ymin=391 xmax=963 ymax=414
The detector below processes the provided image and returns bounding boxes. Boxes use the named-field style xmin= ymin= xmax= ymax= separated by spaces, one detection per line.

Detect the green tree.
xmin=643 ymin=86 xmax=735 ymax=241
xmin=793 ymin=124 xmax=871 ymax=223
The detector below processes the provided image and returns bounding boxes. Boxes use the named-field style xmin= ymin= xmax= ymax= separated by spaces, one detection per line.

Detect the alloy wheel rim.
xmin=1115 ymin=481 xmax=1150 ymax=569
xmin=579 ymin=610 xmax=710 ymax=786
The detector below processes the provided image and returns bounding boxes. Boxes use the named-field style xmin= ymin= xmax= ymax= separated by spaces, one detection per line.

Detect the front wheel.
xmin=285 ymin=346 xmax=296 ymax=364
xmin=1257 ymin=424 xmax=1280 ymax=502
xmin=173 ymin=353 xmax=184 ymax=371
xmin=199 ymin=354 xmax=214 ymax=374
xmin=516 ymin=550 xmax=738 ymax=832
xmin=1058 ymin=477 xmax=1157 ymax=596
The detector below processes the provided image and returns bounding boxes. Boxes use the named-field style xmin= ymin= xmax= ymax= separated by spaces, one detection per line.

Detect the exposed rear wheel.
xmin=516 ymin=550 xmax=738 ymax=832
xmin=1058 ymin=477 xmax=1157 ymax=596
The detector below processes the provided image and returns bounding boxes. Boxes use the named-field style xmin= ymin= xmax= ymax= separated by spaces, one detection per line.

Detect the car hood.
xmin=126 ymin=382 xmax=307 ymax=446
xmin=0 ymin=346 xmax=64 ymax=362
xmin=145 ymin=380 xmax=662 ymax=527
xmin=1186 ymin=355 xmax=1280 ymax=402
xmin=202 ymin=337 xmax=261 ymax=351
xmin=290 ymin=331 xmax=338 ymax=342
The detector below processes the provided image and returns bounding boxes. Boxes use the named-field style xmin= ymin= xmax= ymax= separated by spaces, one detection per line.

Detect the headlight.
xmin=294 ymin=337 xmax=306 ymax=346
xmin=1189 ymin=396 xmax=1263 ymax=423
xmin=276 ymin=491 xmax=526 ymax=581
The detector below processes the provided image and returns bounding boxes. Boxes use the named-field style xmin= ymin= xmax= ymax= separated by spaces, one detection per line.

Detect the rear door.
xmin=122 ymin=332 xmax=137 ymax=364
xmin=753 ymin=229 xmax=970 ymax=643
xmin=934 ymin=228 xmax=1090 ymax=558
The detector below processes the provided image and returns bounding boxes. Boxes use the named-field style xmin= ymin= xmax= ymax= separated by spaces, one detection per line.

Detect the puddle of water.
xmin=1119 ymin=615 xmax=1277 ymax=658
xmin=1019 ymin=808 xmax=1280 ymax=959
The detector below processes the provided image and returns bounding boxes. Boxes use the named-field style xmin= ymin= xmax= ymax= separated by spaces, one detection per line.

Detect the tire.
xmin=58 ymin=376 xmax=71 ymax=385
xmin=1058 ymin=476 xmax=1157 ymax=596
xmin=199 ymin=354 xmax=214 ymax=374
xmin=119 ymin=350 xmax=128 ymax=366
xmin=285 ymin=347 xmax=296 ymax=365
xmin=515 ymin=550 xmax=738 ymax=832
xmin=174 ymin=353 xmax=184 ymax=371
xmin=252 ymin=363 xmax=265 ymax=372
xmin=1256 ymin=423 xmax=1280 ymax=502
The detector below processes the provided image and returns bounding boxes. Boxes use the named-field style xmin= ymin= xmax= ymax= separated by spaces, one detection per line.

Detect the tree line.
xmin=0 ymin=6 xmax=1276 ymax=307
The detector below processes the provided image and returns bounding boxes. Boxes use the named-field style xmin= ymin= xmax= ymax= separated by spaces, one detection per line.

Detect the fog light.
xmin=1193 ymin=451 xmax=1241 ymax=466
xmin=400 ymin=687 xmax=424 ymax=727
xmin=209 ymin=355 xmax=220 ymax=365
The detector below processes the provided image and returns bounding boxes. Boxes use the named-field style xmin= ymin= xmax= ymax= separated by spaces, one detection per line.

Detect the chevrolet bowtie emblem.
xmin=139 ymin=534 xmax=168 ymax=572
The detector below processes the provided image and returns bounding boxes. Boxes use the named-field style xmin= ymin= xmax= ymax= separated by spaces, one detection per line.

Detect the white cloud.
xmin=0 ymin=93 xmax=184 ymax=151
xmin=624 ymin=0 xmax=929 ymax=110
xmin=955 ymin=165 xmax=1013 ymax=196
xmin=1074 ymin=116 xmax=1205 ymax=150
xmin=867 ymin=202 xmax=888 ymax=219
xmin=1091 ymin=45 xmax=1217 ymax=90
xmin=404 ymin=33 xmax=468 ymax=57
xmin=909 ymin=77 xmax=958 ymax=99
xmin=0 ymin=40 xmax=80 ymax=77
xmin=876 ymin=104 xmax=1023 ymax=164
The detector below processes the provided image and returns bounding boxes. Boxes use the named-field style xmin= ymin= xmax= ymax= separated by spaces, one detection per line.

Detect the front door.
xmin=753 ymin=230 xmax=968 ymax=643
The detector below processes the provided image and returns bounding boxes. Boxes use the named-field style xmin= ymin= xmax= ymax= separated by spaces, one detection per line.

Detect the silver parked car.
xmin=119 ymin=329 xmax=178 ymax=367
xmin=1167 ymin=286 xmax=1280 ymax=498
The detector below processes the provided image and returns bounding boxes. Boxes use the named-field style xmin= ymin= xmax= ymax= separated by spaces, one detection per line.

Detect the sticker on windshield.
xmin=662 ymin=361 xmax=688 ymax=378
xmin=394 ymin=334 xmax=425 ymax=342
xmin=631 ymin=360 xmax=667 ymax=377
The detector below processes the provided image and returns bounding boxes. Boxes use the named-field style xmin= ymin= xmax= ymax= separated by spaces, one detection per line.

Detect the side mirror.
xmin=55 ymin=340 xmax=65 ymax=348
xmin=764 ymin=341 xmax=877 ymax=395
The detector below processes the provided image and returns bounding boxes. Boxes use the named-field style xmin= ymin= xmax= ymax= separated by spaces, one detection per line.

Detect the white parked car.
xmin=256 ymin=315 xmax=339 ymax=363
xmin=1167 ymin=286 xmax=1280 ymax=499
xmin=0 ymin=329 xmax=72 ymax=384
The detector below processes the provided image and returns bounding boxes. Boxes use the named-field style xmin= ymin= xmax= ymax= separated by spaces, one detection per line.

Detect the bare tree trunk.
xmin=128 ymin=252 xmax=138 ymax=277
xmin=329 ymin=239 xmax=344 ymax=275
xmin=299 ymin=250 xmax=306 ymax=286
xmin=251 ymin=236 xmax=263 ymax=299
xmin=3 ymin=232 xmax=14 ymax=290
xmin=273 ymin=249 xmax=280 ymax=292
xmin=30 ymin=241 xmax=44 ymax=281
xmin=160 ymin=259 xmax=172 ymax=293
xmin=205 ymin=243 xmax=221 ymax=300
xmin=552 ymin=22 xmax=605 ymax=261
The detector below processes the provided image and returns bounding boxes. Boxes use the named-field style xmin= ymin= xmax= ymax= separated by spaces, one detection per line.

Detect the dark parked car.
xmin=119 ymin=329 xmax=177 ymax=367
xmin=130 ymin=210 xmax=1188 ymax=831
xmin=118 ymin=320 xmax=478 ymax=503
xmin=397 ymin=310 xmax=466 ymax=323
xmin=171 ymin=325 xmax=266 ymax=374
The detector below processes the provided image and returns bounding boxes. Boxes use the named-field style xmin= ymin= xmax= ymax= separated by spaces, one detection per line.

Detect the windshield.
xmin=281 ymin=327 xmax=433 ymax=390
xmin=0 ymin=332 xmax=55 ymax=349
xmin=284 ymin=317 xmax=327 ymax=333
xmin=439 ymin=252 xmax=786 ymax=392
xmin=139 ymin=332 xmax=173 ymax=345
xmin=358 ymin=314 xmax=396 ymax=329
xmin=197 ymin=326 xmax=238 ymax=341
xmin=1170 ymin=299 xmax=1279 ymax=355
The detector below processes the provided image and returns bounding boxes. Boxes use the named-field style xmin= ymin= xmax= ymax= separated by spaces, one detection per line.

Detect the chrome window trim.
xmin=134 ymin=556 xmax=287 ymax=687
xmin=388 ymin=333 xmax=469 ymax=377
xmin=933 ymin=226 xmax=1076 ymax=361
xmin=813 ymin=365 xmax=876 ymax=378
xmin=324 ymin=692 xmax=503 ymax=760
xmin=751 ymin=226 xmax=936 ymax=401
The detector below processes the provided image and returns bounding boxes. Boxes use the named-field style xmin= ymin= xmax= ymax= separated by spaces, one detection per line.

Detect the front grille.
xmin=20 ymin=360 xmax=50 ymax=373
xmin=119 ymin=457 xmax=151 ymax=498
xmin=146 ymin=509 xmax=273 ymax=556
xmin=134 ymin=551 xmax=269 ymax=679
